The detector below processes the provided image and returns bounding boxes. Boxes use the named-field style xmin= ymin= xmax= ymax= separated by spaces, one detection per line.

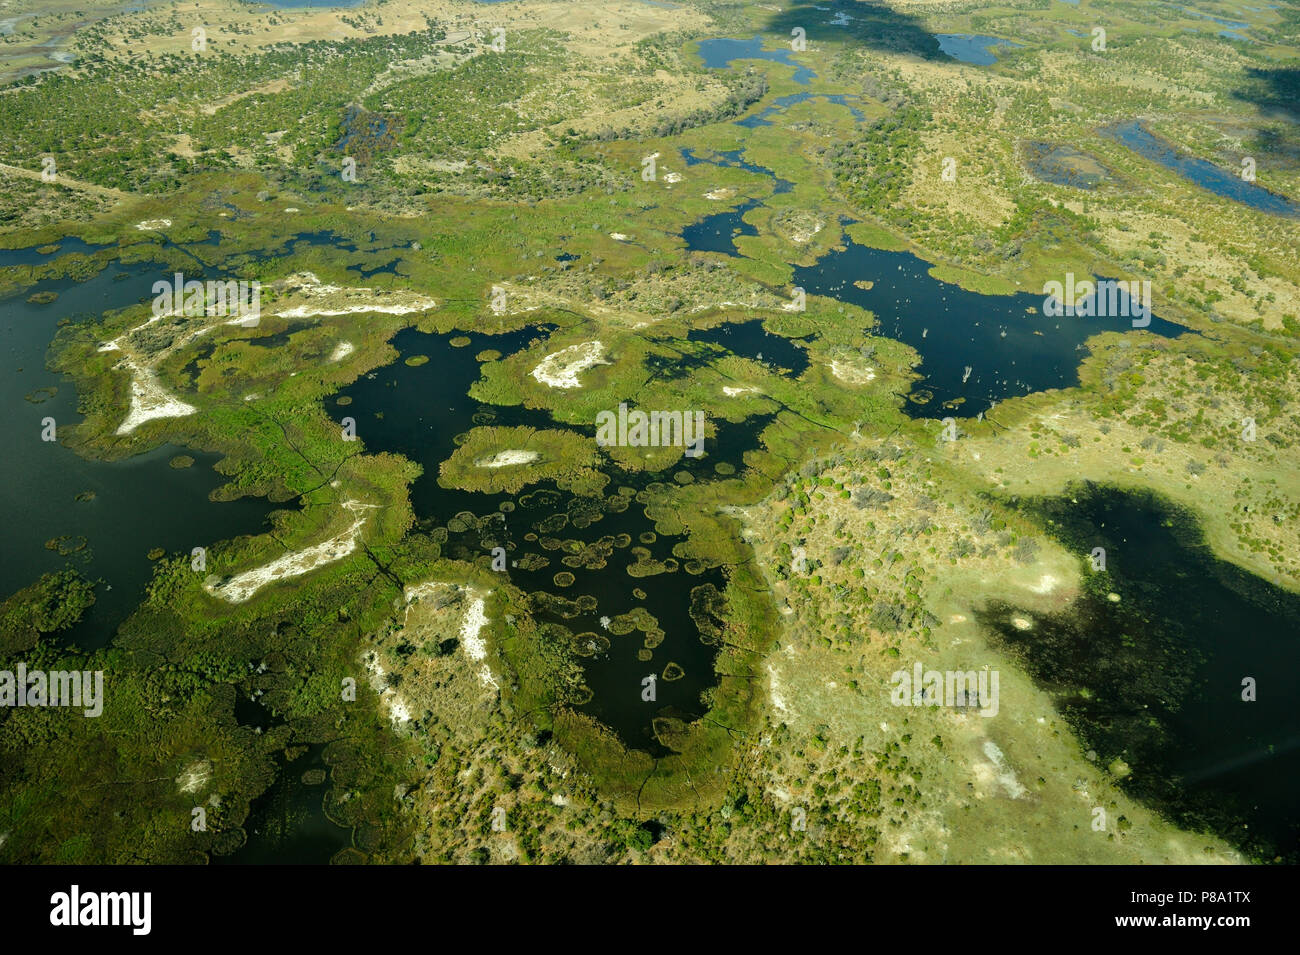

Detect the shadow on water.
xmin=1230 ymin=66 xmax=1300 ymax=159
xmin=980 ymin=484 xmax=1300 ymax=862
xmin=758 ymin=1 xmax=945 ymax=61
xmin=217 ymin=742 xmax=348 ymax=864
xmin=932 ymin=34 xmax=1022 ymax=66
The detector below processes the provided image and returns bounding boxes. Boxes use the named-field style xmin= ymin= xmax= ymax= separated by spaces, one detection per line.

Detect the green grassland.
xmin=0 ymin=0 xmax=1296 ymax=862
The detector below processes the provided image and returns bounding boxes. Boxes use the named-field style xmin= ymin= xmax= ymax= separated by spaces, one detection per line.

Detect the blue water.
xmin=737 ymin=91 xmax=865 ymax=128
xmin=934 ymin=33 xmax=1022 ymax=65
xmin=688 ymin=319 xmax=810 ymax=376
xmin=1170 ymin=3 xmax=1249 ymax=28
xmin=678 ymin=148 xmax=793 ymax=257
xmin=0 ymin=236 xmax=111 ymax=268
xmin=1102 ymin=120 xmax=1299 ymax=217
xmin=679 ymin=147 xmax=793 ymax=193
xmin=677 ymin=137 xmax=1186 ymax=414
xmin=791 ymin=242 xmax=1187 ymax=417
xmin=696 ymin=36 xmax=815 ymax=85
xmin=681 ymin=198 xmax=762 ymax=256
xmin=328 ymin=326 xmax=730 ymax=753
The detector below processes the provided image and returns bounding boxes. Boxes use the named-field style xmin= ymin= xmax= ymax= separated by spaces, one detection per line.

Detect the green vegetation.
xmin=0 ymin=0 xmax=1294 ymax=865
xmin=439 ymin=426 xmax=605 ymax=495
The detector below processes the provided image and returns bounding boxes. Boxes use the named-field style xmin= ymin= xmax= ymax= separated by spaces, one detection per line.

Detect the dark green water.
xmin=328 ymin=326 xmax=744 ymax=754
xmin=0 ymin=256 xmax=286 ymax=648
xmin=219 ymin=693 xmax=347 ymax=865
xmin=676 ymin=137 xmax=1186 ymax=417
xmin=688 ymin=318 xmax=811 ymax=376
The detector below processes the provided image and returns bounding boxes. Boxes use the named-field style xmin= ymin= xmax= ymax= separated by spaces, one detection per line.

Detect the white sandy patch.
xmin=364 ymin=651 xmax=412 ymax=728
xmin=176 ymin=759 xmax=212 ymax=794
xmin=531 ymin=340 xmax=608 ymax=389
xmin=460 ymin=596 xmax=489 ymax=661
xmin=723 ymin=385 xmax=760 ymax=397
xmin=767 ymin=663 xmax=790 ymax=716
xmin=788 ymin=219 xmax=824 ymax=243
xmin=982 ymin=741 xmax=1027 ymax=799
xmin=134 ymin=218 xmax=172 ymax=230
xmin=459 ymin=594 xmax=499 ymax=691
xmin=114 ymin=358 xmax=197 ymax=435
xmin=272 ymin=272 xmax=436 ymax=319
xmin=373 ymin=580 xmax=501 ymax=726
xmin=475 ymin=449 xmax=540 ymax=468
xmin=101 ymin=274 xmax=430 ymax=434
xmin=206 ymin=500 xmax=375 ymax=603
xmin=829 ymin=360 xmax=877 ymax=385
xmin=1011 ymin=616 xmax=1033 ymax=631
xmin=704 ymin=187 xmax=735 ymax=200
xmin=280 ymin=302 xmax=428 ymax=318
xmin=767 ymin=786 xmax=792 ymax=805
xmin=662 ymin=171 xmax=682 ymax=184
xmin=1029 ymin=573 xmax=1059 ymax=594
xmin=329 ymin=341 xmax=355 ymax=362
xmin=609 ymin=232 xmax=632 ymax=241
xmin=402 ymin=580 xmax=441 ymax=606
xmin=98 ymin=311 xmax=166 ymax=353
